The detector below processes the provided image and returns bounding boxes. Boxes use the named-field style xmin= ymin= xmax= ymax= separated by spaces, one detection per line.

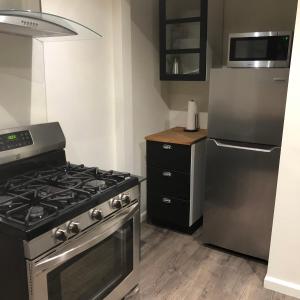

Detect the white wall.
xmin=112 ymin=0 xmax=135 ymax=173
xmin=169 ymin=111 xmax=208 ymax=129
xmin=0 ymin=34 xmax=47 ymax=130
xmin=0 ymin=1 xmax=47 ymax=130
xmin=265 ymin=2 xmax=300 ymax=299
xmin=131 ymin=0 xmax=170 ymax=214
xmin=0 ymin=0 xmax=40 ymax=10
xmin=42 ymin=0 xmax=116 ymax=169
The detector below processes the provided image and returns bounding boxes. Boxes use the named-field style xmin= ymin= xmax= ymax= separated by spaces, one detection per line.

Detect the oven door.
xmin=28 ymin=203 xmax=140 ymax=300
xmin=228 ymin=31 xmax=292 ymax=68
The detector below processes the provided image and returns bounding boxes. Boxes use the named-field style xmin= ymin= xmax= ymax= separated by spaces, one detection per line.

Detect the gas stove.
xmin=0 ymin=124 xmax=139 ymax=240
xmin=0 ymin=122 xmax=140 ymax=300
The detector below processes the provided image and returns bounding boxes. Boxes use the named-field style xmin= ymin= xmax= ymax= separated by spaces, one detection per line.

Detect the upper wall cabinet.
xmin=159 ymin=0 xmax=224 ymax=81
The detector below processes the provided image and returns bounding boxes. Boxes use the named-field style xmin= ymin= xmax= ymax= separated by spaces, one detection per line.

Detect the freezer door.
xmin=203 ymin=138 xmax=281 ymax=260
xmin=208 ymin=68 xmax=289 ymax=146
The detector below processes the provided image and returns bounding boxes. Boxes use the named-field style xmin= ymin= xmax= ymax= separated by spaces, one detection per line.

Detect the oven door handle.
xmin=33 ymin=202 xmax=139 ymax=274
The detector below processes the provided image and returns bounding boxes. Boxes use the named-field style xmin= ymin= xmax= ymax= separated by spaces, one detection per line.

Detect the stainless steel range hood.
xmin=0 ymin=2 xmax=102 ymax=41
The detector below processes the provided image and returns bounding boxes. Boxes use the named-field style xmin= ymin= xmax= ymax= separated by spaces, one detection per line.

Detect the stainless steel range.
xmin=0 ymin=122 xmax=140 ymax=300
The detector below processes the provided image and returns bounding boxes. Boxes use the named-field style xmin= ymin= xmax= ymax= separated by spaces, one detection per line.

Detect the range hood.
xmin=0 ymin=5 xmax=102 ymax=41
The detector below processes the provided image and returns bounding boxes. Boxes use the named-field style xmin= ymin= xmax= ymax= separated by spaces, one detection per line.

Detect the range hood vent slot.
xmin=0 ymin=10 xmax=102 ymax=41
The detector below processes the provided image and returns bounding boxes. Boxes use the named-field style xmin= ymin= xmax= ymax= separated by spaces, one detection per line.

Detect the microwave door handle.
xmin=33 ymin=202 xmax=139 ymax=273
xmin=212 ymin=139 xmax=280 ymax=153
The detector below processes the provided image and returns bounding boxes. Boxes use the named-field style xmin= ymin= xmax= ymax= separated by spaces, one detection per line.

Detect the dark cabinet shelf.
xmin=165 ymin=17 xmax=201 ymax=24
xmin=160 ymin=0 xmax=208 ymax=81
xmin=160 ymin=74 xmax=203 ymax=81
xmin=166 ymin=48 xmax=201 ymax=54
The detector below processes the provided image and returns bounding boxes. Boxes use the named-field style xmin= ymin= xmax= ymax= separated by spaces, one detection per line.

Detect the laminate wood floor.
xmin=138 ymin=222 xmax=296 ymax=300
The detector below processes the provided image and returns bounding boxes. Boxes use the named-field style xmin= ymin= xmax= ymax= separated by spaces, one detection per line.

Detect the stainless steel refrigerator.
xmin=203 ymin=68 xmax=289 ymax=260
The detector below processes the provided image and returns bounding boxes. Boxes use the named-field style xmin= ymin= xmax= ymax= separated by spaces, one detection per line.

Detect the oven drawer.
xmin=28 ymin=203 xmax=140 ymax=300
xmin=148 ymin=193 xmax=189 ymax=228
xmin=147 ymin=141 xmax=191 ymax=172
xmin=147 ymin=166 xmax=190 ymax=200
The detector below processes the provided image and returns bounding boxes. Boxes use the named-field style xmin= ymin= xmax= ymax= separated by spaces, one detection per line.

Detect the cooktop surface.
xmin=0 ymin=163 xmax=138 ymax=239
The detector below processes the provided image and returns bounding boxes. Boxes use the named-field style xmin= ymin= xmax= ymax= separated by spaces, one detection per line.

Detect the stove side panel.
xmin=0 ymin=233 xmax=29 ymax=300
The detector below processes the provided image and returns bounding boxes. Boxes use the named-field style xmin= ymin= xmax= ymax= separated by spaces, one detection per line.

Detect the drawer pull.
xmin=162 ymin=144 xmax=172 ymax=150
xmin=162 ymin=171 xmax=172 ymax=177
xmin=162 ymin=197 xmax=172 ymax=204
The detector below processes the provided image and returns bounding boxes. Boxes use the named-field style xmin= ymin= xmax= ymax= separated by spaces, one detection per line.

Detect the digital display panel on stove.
xmin=7 ymin=134 xmax=17 ymax=141
xmin=0 ymin=130 xmax=33 ymax=152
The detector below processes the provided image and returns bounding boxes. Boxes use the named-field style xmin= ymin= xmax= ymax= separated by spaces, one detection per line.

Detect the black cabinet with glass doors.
xmin=159 ymin=0 xmax=208 ymax=81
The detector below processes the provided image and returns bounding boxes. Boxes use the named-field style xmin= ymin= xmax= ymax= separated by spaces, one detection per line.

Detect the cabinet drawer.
xmin=147 ymin=193 xmax=189 ymax=228
xmin=147 ymin=141 xmax=191 ymax=172
xmin=147 ymin=166 xmax=190 ymax=200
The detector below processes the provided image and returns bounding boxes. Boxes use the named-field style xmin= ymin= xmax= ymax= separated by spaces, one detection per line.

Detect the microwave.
xmin=227 ymin=31 xmax=293 ymax=68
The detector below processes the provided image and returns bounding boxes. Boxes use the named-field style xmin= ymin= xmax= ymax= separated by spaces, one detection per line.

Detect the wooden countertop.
xmin=145 ymin=127 xmax=208 ymax=146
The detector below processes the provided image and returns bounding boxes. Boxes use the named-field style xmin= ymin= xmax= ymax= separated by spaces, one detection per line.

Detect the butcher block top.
xmin=145 ymin=127 xmax=208 ymax=146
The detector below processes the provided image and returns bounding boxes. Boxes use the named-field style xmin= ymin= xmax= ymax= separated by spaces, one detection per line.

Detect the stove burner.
xmin=7 ymin=203 xmax=59 ymax=226
xmin=29 ymin=206 xmax=44 ymax=219
xmin=0 ymin=195 xmax=11 ymax=205
xmin=0 ymin=163 xmax=133 ymax=228
xmin=0 ymin=201 xmax=13 ymax=208
xmin=86 ymin=180 xmax=106 ymax=188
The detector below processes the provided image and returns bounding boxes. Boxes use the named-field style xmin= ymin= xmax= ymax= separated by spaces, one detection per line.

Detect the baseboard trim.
xmin=140 ymin=211 xmax=147 ymax=223
xmin=264 ymin=275 xmax=300 ymax=299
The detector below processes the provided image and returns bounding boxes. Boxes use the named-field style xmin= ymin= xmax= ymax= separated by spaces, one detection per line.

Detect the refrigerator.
xmin=203 ymin=68 xmax=289 ymax=260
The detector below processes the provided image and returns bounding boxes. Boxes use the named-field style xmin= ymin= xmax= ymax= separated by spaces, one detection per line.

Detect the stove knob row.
xmin=90 ymin=209 xmax=103 ymax=221
xmin=111 ymin=198 xmax=122 ymax=209
xmin=67 ymin=221 xmax=81 ymax=234
xmin=121 ymin=194 xmax=131 ymax=206
xmin=55 ymin=228 xmax=67 ymax=242
xmin=111 ymin=194 xmax=131 ymax=209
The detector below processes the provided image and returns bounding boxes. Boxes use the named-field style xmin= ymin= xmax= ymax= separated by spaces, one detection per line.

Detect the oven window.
xmin=230 ymin=36 xmax=290 ymax=61
xmin=47 ymin=220 xmax=133 ymax=300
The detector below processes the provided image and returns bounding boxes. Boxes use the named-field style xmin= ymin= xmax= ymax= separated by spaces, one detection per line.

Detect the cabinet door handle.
xmin=162 ymin=197 xmax=172 ymax=204
xmin=162 ymin=171 xmax=172 ymax=177
xmin=162 ymin=144 xmax=172 ymax=150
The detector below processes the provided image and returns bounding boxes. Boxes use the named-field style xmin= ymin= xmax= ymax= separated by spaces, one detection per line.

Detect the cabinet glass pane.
xmin=166 ymin=22 xmax=200 ymax=50
xmin=166 ymin=0 xmax=200 ymax=19
xmin=166 ymin=54 xmax=200 ymax=75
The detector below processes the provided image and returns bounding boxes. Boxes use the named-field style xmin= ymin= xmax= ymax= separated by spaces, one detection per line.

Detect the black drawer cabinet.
xmin=146 ymin=128 xmax=207 ymax=233
xmin=147 ymin=141 xmax=190 ymax=172
xmin=148 ymin=193 xmax=190 ymax=228
xmin=147 ymin=166 xmax=190 ymax=200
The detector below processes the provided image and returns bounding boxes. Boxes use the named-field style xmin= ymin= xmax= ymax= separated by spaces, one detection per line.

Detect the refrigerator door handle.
xmin=273 ymin=77 xmax=287 ymax=82
xmin=212 ymin=139 xmax=280 ymax=153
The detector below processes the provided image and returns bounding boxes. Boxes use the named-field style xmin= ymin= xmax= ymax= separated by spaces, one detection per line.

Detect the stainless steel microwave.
xmin=227 ymin=31 xmax=293 ymax=68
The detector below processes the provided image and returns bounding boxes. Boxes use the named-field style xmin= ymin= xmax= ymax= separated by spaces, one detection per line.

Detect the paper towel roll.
xmin=185 ymin=100 xmax=199 ymax=131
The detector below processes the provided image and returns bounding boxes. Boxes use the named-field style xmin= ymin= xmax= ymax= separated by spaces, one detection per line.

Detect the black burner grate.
xmin=0 ymin=163 xmax=131 ymax=227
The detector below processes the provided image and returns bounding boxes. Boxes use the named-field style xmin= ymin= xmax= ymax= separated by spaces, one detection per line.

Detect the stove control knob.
xmin=121 ymin=194 xmax=131 ymax=206
xmin=90 ymin=209 xmax=103 ymax=221
xmin=55 ymin=229 xmax=67 ymax=242
xmin=67 ymin=222 xmax=80 ymax=234
xmin=111 ymin=199 xmax=122 ymax=210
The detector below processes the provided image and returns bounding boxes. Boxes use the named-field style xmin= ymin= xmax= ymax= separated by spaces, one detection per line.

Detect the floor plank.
xmin=139 ymin=223 xmax=296 ymax=300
